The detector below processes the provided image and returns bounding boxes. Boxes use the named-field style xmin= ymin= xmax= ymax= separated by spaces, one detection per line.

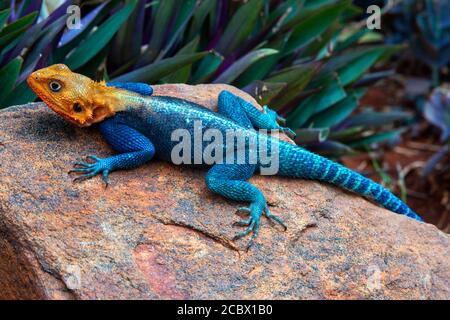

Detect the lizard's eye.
xmin=73 ymin=103 xmax=83 ymax=113
xmin=49 ymin=81 xmax=62 ymax=92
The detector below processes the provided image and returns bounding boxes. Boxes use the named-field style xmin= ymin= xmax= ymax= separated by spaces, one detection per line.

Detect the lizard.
xmin=27 ymin=64 xmax=424 ymax=249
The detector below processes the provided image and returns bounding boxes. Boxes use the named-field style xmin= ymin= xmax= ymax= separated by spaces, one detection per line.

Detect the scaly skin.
xmin=27 ymin=64 xmax=424 ymax=249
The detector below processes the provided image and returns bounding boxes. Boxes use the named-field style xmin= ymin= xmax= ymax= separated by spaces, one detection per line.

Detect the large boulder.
xmin=0 ymin=84 xmax=448 ymax=299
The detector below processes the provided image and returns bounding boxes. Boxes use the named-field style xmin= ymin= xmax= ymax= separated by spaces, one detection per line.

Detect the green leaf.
xmin=243 ymin=81 xmax=287 ymax=106
xmin=277 ymin=0 xmax=331 ymax=33
xmin=64 ymin=0 xmax=138 ymax=69
xmin=213 ymin=49 xmax=278 ymax=84
xmin=187 ymin=0 xmax=216 ymax=40
xmin=0 ymin=8 xmax=10 ymax=32
xmin=302 ymin=20 xmax=340 ymax=58
xmin=308 ymin=90 xmax=361 ymax=128
xmin=0 ymin=57 xmax=23 ymax=106
xmin=76 ymin=45 xmax=110 ymax=78
xmin=304 ymin=0 xmax=339 ymax=10
xmin=265 ymin=63 xmax=318 ymax=109
xmin=1 ymin=81 xmax=36 ymax=108
xmin=349 ymin=129 xmax=405 ymax=148
xmin=328 ymin=126 xmax=364 ymax=141
xmin=111 ymin=0 xmax=145 ymax=67
xmin=294 ymin=128 xmax=329 ymax=144
xmin=266 ymin=0 xmax=305 ymax=33
xmin=283 ymin=1 xmax=348 ymax=56
xmin=347 ymin=111 xmax=413 ymax=127
xmin=235 ymin=36 xmax=289 ymax=87
xmin=0 ymin=12 xmax=37 ymax=48
xmin=334 ymin=27 xmax=369 ymax=52
xmin=215 ymin=0 xmax=263 ymax=55
xmin=157 ymin=0 xmax=197 ymax=60
xmin=23 ymin=16 xmax=66 ymax=71
xmin=55 ymin=0 xmax=120 ymax=61
xmin=139 ymin=0 xmax=177 ymax=65
xmin=359 ymin=31 xmax=384 ymax=43
xmin=337 ymin=47 xmax=386 ymax=86
xmin=321 ymin=45 xmax=397 ymax=80
xmin=287 ymin=74 xmax=346 ymax=128
xmin=113 ymin=51 xmax=211 ymax=83
xmin=163 ymin=37 xmax=200 ymax=83
xmin=191 ymin=53 xmax=224 ymax=84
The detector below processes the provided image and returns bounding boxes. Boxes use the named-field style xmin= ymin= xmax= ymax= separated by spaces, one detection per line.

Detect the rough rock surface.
xmin=0 ymin=84 xmax=449 ymax=300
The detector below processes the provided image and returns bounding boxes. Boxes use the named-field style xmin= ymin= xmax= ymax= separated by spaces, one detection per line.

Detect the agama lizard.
xmin=27 ymin=64 xmax=423 ymax=248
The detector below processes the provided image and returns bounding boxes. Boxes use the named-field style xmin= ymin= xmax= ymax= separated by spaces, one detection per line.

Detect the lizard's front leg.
xmin=218 ymin=90 xmax=296 ymax=138
xmin=106 ymin=82 xmax=153 ymax=96
xmin=206 ymin=163 xmax=286 ymax=249
xmin=69 ymin=117 xmax=155 ymax=186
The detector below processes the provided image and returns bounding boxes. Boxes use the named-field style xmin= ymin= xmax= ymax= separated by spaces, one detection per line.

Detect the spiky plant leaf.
xmin=0 ymin=12 xmax=37 ymax=48
xmin=65 ymin=0 xmax=138 ymax=69
xmin=283 ymin=1 xmax=349 ymax=56
xmin=215 ymin=0 xmax=263 ymax=55
xmin=0 ymin=8 xmax=10 ymax=31
xmin=0 ymin=57 xmax=22 ymax=106
xmin=213 ymin=48 xmax=278 ymax=84
xmin=163 ymin=37 xmax=200 ymax=83
xmin=113 ymin=51 xmax=212 ymax=82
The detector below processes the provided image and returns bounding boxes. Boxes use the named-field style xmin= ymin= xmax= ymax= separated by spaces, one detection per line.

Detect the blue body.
xmin=71 ymin=83 xmax=423 ymax=248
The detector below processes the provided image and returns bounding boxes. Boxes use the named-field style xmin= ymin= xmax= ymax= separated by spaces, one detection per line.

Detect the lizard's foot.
xmin=233 ymin=198 xmax=287 ymax=250
xmin=261 ymin=106 xmax=296 ymax=139
xmin=69 ymin=155 xmax=112 ymax=187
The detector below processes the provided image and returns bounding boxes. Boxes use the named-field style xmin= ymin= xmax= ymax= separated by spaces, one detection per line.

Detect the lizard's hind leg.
xmin=206 ymin=163 xmax=286 ymax=249
xmin=218 ymin=90 xmax=296 ymax=138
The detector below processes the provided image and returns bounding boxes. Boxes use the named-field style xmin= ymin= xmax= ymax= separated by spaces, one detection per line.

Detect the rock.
xmin=0 ymin=85 xmax=449 ymax=299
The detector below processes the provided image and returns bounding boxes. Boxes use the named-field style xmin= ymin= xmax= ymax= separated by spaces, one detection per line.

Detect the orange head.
xmin=27 ymin=64 xmax=142 ymax=127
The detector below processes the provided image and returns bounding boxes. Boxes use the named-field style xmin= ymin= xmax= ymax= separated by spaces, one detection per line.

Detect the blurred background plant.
xmin=355 ymin=0 xmax=450 ymax=231
xmin=0 ymin=0 xmax=410 ymax=158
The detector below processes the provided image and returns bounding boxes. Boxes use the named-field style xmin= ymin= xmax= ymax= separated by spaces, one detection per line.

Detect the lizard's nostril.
xmin=33 ymin=71 xmax=42 ymax=81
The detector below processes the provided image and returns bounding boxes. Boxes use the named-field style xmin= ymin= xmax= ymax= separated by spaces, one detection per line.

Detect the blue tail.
xmin=277 ymin=142 xmax=423 ymax=221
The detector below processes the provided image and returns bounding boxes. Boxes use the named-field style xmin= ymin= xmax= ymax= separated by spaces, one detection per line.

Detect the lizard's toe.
xmin=260 ymin=106 xmax=296 ymax=138
xmin=276 ymin=114 xmax=287 ymax=125
xmin=265 ymin=209 xmax=287 ymax=230
xmin=233 ymin=219 xmax=256 ymax=240
xmin=233 ymin=218 xmax=252 ymax=226
xmin=232 ymin=201 xmax=264 ymax=249
xmin=232 ymin=199 xmax=286 ymax=249
xmin=102 ymin=170 xmax=110 ymax=187
xmin=72 ymin=162 xmax=94 ymax=169
xmin=281 ymin=127 xmax=297 ymax=139
xmin=69 ymin=155 xmax=112 ymax=185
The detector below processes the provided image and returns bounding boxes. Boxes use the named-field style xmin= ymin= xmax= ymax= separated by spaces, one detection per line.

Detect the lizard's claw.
xmin=276 ymin=114 xmax=287 ymax=126
xmin=69 ymin=155 xmax=111 ymax=187
xmin=279 ymin=127 xmax=296 ymax=139
xmin=233 ymin=200 xmax=286 ymax=250
xmin=262 ymin=105 xmax=296 ymax=139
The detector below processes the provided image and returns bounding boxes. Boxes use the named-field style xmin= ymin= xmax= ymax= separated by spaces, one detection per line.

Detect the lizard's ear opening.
xmin=91 ymin=105 xmax=112 ymax=123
